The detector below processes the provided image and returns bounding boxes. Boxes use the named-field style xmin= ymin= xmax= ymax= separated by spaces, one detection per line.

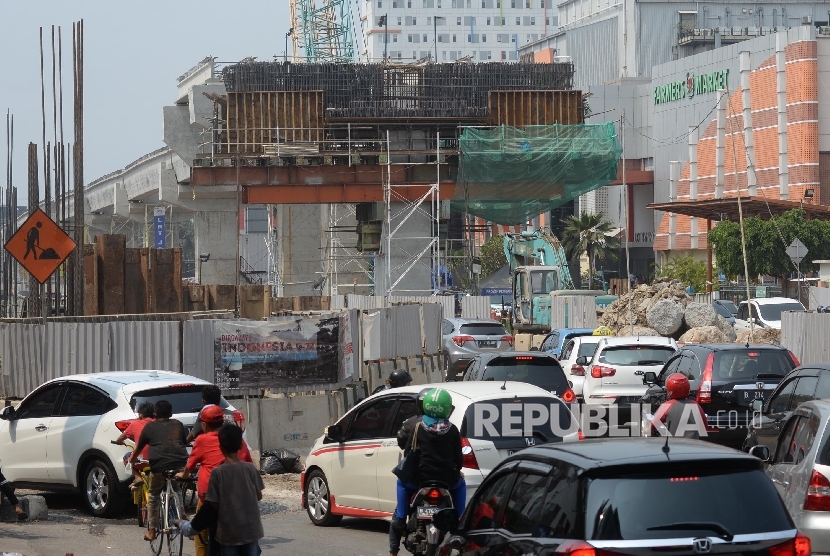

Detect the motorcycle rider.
xmin=389 ymin=388 xmax=465 ymax=556
xmin=372 ymin=368 xmax=413 ymax=395
xmin=653 ymin=373 xmax=709 ymax=439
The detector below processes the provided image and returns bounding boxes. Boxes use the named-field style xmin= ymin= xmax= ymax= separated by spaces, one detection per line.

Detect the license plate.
xmin=479 ymin=340 xmax=497 ymax=348
xmin=417 ymin=506 xmax=439 ymax=519
xmin=616 ymin=396 xmax=641 ymax=404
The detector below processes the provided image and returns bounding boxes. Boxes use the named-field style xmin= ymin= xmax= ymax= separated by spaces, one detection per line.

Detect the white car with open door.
xmin=301 ymin=381 xmax=580 ymax=526
xmin=558 ymin=335 xmax=601 ymax=399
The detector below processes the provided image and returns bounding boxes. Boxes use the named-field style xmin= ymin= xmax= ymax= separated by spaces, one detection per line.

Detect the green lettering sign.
xmin=654 ymin=68 xmax=729 ymax=105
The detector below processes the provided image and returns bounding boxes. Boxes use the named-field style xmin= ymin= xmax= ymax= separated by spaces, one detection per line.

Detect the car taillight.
xmin=561 ymin=389 xmax=576 ymax=403
xmin=556 ymin=540 xmax=625 ymax=556
xmin=452 ymin=335 xmax=475 ymax=347
xmin=696 ymin=353 xmax=714 ymax=404
xmin=789 ymin=351 xmax=801 ymax=367
xmin=571 ymin=364 xmax=585 ymax=376
xmin=232 ymin=410 xmax=246 ymax=431
xmin=427 ymin=488 xmax=442 ymax=504
xmin=768 ymin=531 xmax=811 ymax=556
xmin=461 ymin=437 xmax=479 ymax=469
xmin=590 ymin=365 xmax=616 ymax=379
xmin=115 ymin=420 xmax=132 ymax=432
xmin=501 ymin=335 xmax=514 ymax=347
xmin=578 ymin=430 xmax=585 ymax=440
xmin=805 ymin=470 xmax=830 ymax=511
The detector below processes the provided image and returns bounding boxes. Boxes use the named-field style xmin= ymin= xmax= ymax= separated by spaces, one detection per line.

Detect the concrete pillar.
xmin=669 ymin=161 xmax=680 ymax=251
xmin=194 ymin=210 xmax=238 ymax=285
xmin=688 ymin=125 xmax=699 ymax=250
xmin=776 ymin=32 xmax=789 ymax=200
xmin=716 ymin=89 xmax=726 ymax=199
xmin=740 ymin=51 xmax=757 ymax=197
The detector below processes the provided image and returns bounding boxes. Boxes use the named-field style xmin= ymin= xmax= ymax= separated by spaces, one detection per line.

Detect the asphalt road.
xmin=0 ymin=492 xmax=392 ymax=556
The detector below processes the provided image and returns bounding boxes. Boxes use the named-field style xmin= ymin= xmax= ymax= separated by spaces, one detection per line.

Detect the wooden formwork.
xmin=226 ymin=91 xmax=325 ymax=155
xmin=487 ymin=90 xmax=583 ymax=127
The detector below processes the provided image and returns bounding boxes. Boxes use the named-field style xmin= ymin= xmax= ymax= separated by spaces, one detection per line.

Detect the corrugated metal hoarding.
xmin=781 ymin=311 xmax=830 ymax=365
xmin=549 ymin=296 xmax=598 ymax=330
xmin=460 ymin=296 xmax=493 ymax=319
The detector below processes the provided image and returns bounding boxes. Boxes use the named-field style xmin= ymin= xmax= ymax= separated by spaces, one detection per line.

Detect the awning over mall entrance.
xmin=647 ymin=197 xmax=830 ymax=222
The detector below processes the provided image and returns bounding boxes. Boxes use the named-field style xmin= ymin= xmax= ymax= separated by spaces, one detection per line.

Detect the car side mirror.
xmin=324 ymin=424 xmax=343 ymax=442
xmin=0 ymin=406 xmax=16 ymax=421
xmin=751 ymin=399 xmax=764 ymax=413
xmin=643 ymin=371 xmax=657 ymax=385
xmin=433 ymin=508 xmax=460 ymax=533
xmin=749 ymin=445 xmax=770 ymax=462
xmin=575 ymin=356 xmax=588 ymax=366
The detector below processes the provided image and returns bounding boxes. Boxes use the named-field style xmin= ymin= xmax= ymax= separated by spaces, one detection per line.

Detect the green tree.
xmin=656 ymin=255 xmax=708 ymax=292
xmin=561 ymin=212 xmax=619 ymax=289
xmin=479 ymin=234 xmax=508 ymax=278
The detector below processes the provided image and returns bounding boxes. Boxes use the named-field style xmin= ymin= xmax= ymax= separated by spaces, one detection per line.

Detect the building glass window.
xmin=427 ymin=16 xmax=432 ymax=24
xmin=525 ymin=0 xmax=530 ymax=7
xmin=466 ymin=0 xmax=471 ymax=7
xmin=393 ymin=34 xmax=398 ymax=41
xmin=516 ymin=16 xmax=520 ymax=24
xmin=487 ymin=17 xmax=491 ymax=24
xmin=413 ymin=51 xmax=417 ymax=59
xmin=457 ymin=16 xmax=461 ymax=24
xmin=530 ymin=16 xmax=535 ymax=24
xmin=378 ymin=0 xmax=382 ymax=6
xmin=453 ymin=34 xmax=457 ymax=41
xmin=472 ymin=16 xmax=476 ymax=24
xmin=501 ymin=16 xmax=505 ymax=24
xmin=501 ymin=50 xmax=507 ymax=59
xmin=413 ymin=16 xmax=417 ymax=24
xmin=423 ymin=34 xmax=428 ymax=41
xmin=482 ymin=34 xmax=486 ymax=41
xmin=408 ymin=34 xmax=413 ymax=41
xmin=511 ymin=0 xmax=516 ymax=7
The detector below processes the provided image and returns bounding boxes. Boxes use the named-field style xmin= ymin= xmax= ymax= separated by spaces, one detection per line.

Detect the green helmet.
xmin=422 ymin=388 xmax=453 ymax=419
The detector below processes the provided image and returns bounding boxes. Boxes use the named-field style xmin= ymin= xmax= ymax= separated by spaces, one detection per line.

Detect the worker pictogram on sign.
xmin=4 ymin=208 xmax=76 ymax=284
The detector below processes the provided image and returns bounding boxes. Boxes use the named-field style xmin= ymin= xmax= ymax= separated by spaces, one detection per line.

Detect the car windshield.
xmin=482 ymin=357 xmax=569 ymax=394
xmin=713 ymin=303 xmax=733 ymax=319
xmin=717 ymin=301 xmax=738 ymax=316
xmin=585 ymin=468 xmax=792 ymax=540
xmin=599 ymin=346 xmax=675 ymax=366
xmin=758 ymin=302 xmax=805 ymax=321
xmin=577 ymin=342 xmax=599 ymax=358
xmin=130 ymin=385 xmax=230 ymax=414
xmin=714 ymin=350 xmax=794 ymax=380
xmin=530 ymin=270 xmax=558 ymax=294
xmin=459 ymin=323 xmax=507 ymax=336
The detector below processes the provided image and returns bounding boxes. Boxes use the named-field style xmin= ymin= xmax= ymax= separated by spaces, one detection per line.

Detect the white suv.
xmin=0 ymin=370 xmax=238 ymax=517
xmin=301 ymin=381 xmax=580 ymax=526
xmin=582 ymin=336 xmax=678 ymax=408
xmin=558 ymin=336 xmax=601 ymax=399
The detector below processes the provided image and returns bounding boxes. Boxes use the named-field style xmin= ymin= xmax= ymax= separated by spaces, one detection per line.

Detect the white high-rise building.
xmin=358 ymin=0 xmax=558 ymax=62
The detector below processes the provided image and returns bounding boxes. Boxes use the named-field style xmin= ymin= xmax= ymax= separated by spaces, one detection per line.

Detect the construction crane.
xmin=290 ymin=0 xmax=356 ymax=62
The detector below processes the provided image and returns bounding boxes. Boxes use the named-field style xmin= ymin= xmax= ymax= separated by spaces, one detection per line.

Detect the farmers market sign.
xmin=654 ymin=69 xmax=729 ymax=105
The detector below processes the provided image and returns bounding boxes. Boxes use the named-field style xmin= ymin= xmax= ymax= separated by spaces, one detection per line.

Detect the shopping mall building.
xmin=521 ymin=20 xmax=829 ymax=278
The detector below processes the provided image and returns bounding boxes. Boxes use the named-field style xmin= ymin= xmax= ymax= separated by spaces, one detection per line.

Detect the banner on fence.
xmin=214 ymin=312 xmax=357 ymax=390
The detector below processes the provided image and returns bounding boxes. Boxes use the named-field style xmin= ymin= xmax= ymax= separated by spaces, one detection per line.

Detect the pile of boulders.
xmin=598 ymin=279 xmax=742 ymax=343
xmin=736 ymin=328 xmax=781 ymax=345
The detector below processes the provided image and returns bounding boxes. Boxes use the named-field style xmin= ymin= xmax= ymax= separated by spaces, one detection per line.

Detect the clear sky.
xmin=1 ymin=0 xmax=291 ymax=203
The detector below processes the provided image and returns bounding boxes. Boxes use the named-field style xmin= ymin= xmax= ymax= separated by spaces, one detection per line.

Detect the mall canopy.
xmin=647 ymin=197 xmax=830 ymax=222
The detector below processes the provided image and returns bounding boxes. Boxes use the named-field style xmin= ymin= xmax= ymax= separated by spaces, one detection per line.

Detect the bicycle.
xmin=148 ymin=469 xmax=191 ymax=556
xmin=112 ymin=439 xmax=151 ymax=528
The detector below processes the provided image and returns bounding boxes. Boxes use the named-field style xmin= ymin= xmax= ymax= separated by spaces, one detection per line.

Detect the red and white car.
xmin=301 ymin=381 xmax=580 ymax=526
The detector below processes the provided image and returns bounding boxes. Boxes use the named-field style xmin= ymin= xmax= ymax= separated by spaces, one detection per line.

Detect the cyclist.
xmin=389 ymin=388 xmax=465 ymax=556
xmin=188 ymin=385 xmax=222 ymax=443
xmin=115 ymin=401 xmax=155 ymax=488
xmin=131 ymin=399 xmax=189 ymax=542
xmin=372 ymin=368 xmax=413 ymax=395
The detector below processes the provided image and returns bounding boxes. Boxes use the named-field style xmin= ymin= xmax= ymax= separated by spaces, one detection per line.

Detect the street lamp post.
xmin=380 ymin=14 xmax=388 ymax=59
xmin=433 ymin=17 xmax=445 ymax=61
xmin=285 ymin=27 xmax=294 ymax=62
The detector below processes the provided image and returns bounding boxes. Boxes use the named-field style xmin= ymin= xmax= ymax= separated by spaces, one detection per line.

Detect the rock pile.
xmin=598 ymin=279 xmax=739 ymax=343
xmin=735 ymin=328 xmax=782 ymax=345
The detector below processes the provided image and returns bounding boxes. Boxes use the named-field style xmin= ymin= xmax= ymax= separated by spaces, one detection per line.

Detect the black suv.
xmin=743 ymin=363 xmax=830 ymax=453
xmin=641 ymin=344 xmax=798 ymax=447
xmin=435 ymin=438 xmax=806 ymax=556
xmin=462 ymin=352 xmax=575 ymax=402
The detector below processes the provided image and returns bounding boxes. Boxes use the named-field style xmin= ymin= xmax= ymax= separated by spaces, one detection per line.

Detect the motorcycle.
xmin=402 ymin=481 xmax=455 ymax=556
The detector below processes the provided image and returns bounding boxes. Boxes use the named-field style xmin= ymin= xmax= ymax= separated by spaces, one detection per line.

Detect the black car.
xmin=462 ymin=352 xmax=575 ymax=402
xmin=743 ymin=363 xmax=830 ymax=453
xmin=641 ymin=344 xmax=798 ymax=447
xmin=435 ymin=437 xmax=806 ymax=556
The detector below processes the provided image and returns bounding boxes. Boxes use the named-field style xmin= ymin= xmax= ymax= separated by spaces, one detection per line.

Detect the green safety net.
xmin=453 ymin=123 xmax=622 ymax=225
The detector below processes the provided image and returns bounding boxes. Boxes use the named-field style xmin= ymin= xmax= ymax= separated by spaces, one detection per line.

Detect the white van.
xmin=735 ymin=297 xmax=805 ymax=332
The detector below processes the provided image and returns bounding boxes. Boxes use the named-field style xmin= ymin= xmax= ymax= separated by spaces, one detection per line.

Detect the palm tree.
xmin=561 ymin=212 xmax=620 ymax=289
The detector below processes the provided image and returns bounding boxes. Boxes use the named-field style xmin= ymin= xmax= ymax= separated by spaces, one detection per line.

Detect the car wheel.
xmin=305 ymin=470 xmax=342 ymax=527
xmin=83 ymin=458 xmax=124 ymax=517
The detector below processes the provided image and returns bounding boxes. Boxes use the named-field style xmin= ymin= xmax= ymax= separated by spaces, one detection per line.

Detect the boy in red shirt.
xmin=115 ymin=402 xmax=155 ymax=486
xmin=177 ymin=405 xmax=251 ymax=556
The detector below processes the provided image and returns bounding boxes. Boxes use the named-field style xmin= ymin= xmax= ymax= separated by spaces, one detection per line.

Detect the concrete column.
xmin=194 ymin=210 xmax=239 ymax=285
xmin=740 ymin=51 xmax=757 ymax=196
xmin=688 ymin=126 xmax=699 ymax=249
xmin=716 ymin=89 xmax=726 ymax=199
xmin=669 ymin=161 xmax=680 ymax=251
xmin=776 ymin=32 xmax=789 ymax=200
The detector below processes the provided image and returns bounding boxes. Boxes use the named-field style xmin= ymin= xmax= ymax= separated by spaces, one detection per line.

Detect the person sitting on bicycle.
xmin=389 ymin=388 xmax=466 ymax=556
xmin=187 ymin=385 xmax=222 ymax=444
xmin=115 ymin=401 xmax=155 ymax=488
xmin=176 ymin=405 xmax=252 ymax=556
xmin=131 ymin=399 xmax=189 ymax=543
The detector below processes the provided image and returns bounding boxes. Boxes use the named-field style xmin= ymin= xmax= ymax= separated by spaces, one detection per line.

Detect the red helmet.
xmin=665 ymin=373 xmax=691 ymax=400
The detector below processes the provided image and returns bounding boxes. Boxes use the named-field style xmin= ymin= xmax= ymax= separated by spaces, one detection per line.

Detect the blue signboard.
xmin=153 ymin=207 xmax=166 ymax=248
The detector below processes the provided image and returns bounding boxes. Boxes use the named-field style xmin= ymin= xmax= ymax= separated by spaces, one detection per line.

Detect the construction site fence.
xmin=781 ymin=311 xmax=830 ymax=365
xmin=332 ymin=294 xmax=456 ymax=319
xmin=549 ymin=296 xmax=598 ymax=330
xmin=460 ymin=296 xmax=493 ymax=319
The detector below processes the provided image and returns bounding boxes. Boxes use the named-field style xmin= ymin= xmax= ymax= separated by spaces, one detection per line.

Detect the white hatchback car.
xmin=582 ymin=336 xmax=678 ymax=408
xmin=0 ymin=371 xmax=238 ymax=517
xmin=558 ymin=335 xmax=601 ymax=399
xmin=301 ymin=381 xmax=580 ymax=526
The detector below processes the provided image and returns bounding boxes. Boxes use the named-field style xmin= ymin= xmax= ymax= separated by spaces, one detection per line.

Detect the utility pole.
xmin=379 ymin=15 xmax=388 ymax=60
xmin=285 ymin=27 xmax=294 ymax=62
xmin=434 ymin=17 xmax=439 ymax=61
